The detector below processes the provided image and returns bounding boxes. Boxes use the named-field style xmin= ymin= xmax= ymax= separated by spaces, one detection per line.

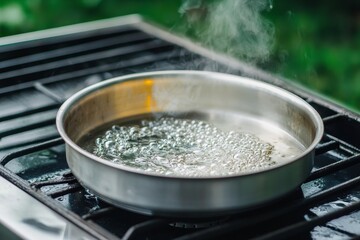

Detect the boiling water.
xmin=82 ymin=115 xmax=305 ymax=177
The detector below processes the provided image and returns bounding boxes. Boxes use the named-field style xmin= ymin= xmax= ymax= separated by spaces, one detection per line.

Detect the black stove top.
xmin=0 ymin=16 xmax=360 ymax=240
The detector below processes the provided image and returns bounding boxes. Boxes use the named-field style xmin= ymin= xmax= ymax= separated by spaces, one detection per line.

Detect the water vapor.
xmin=180 ymin=0 xmax=275 ymax=64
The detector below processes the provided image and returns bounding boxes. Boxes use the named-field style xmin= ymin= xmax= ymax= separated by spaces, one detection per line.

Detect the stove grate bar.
xmin=28 ymin=171 xmax=81 ymax=199
xmin=315 ymin=140 xmax=339 ymax=155
xmin=34 ymin=82 xmax=64 ymax=103
xmin=0 ymin=103 xmax=60 ymax=122
xmin=0 ymin=133 xmax=60 ymax=151
xmin=0 ymin=137 xmax=63 ymax=165
xmin=82 ymin=206 xmax=116 ymax=221
xmin=326 ymin=134 xmax=360 ymax=153
xmin=307 ymin=154 xmax=360 ymax=181
xmin=0 ymin=41 xmax=175 ymax=87
xmin=0 ymin=118 xmax=55 ymax=139
xmin=0 ymin=50 xmax=191 ymax=96
xmin=252 ymin=201 xmax=360 ymax=240
xmin=31 ymin=176 xmax=77 ymax=189
xmin=339 ymin=145 xmax=358 ymax=156
xmin=322 ymin=114 xmax=343 ymax=124
xmin=48 ymin=183 xmax=83 ymax=198
xmin=172 ymin=175 xmax=360 ymax=240
xmin=0 ymin=26 xmax=136 ymax=55
xmin=122 ymin=219 xmax=169 ymax=240
xmin=0 ymin=32 xmax=154 ymax=71
xmin=304 ymin=175 xmax=360 ymax=204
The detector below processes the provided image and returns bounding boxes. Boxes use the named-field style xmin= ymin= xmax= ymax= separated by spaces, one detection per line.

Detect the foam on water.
xmin=91 ymin=117 xmax=288 ymax=177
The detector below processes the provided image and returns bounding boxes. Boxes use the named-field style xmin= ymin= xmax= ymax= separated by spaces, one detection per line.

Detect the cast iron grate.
xmin=1 ymin=20 xmax=360 ymax=239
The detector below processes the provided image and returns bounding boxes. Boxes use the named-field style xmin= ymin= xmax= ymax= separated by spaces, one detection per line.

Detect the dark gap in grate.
xmin=322 ymin=114 xmax=343 ymax=124
xmin=85 ymin=220 xmax=122 ymax=240
xmin=307 ymin=154 xmax=360 ymax=181
xmin=339 ymin=145 xmax=358 ymax=156
xmin=326 ymin=134 xmax=360 ymax=154
xmin=62 ymin=170 xmax=73 ymax=178
xmin=309 ymin=102 xmax=337 ymax=118
xmin=325 ymin=116 xmax=360 ymax=149
xmin=122 ymin=219 xmax=169 ymax=240
xmin=313 ymin=152 xmax=341 ymax=170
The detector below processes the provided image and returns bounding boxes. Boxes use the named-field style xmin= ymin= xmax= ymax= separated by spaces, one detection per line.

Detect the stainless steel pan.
xmin=56 ymin=71 xmax=323 ymax=217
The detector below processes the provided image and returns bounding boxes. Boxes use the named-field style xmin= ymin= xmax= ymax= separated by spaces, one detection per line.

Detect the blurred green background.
xmin=0 ymin=0 xmax=359 ymax=112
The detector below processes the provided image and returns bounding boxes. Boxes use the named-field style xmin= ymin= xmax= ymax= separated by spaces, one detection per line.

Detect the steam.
xmin=151 ymin=0 xmax=275 ymax=115
xmin=180 ymin=0 xmax=275 ymax=64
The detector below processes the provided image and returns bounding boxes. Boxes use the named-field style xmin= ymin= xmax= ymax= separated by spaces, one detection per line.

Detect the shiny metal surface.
xmin=0 ymin=177 xmax=96 ymax=240
xmin=57 ymin=70 xmax=323 ymax=217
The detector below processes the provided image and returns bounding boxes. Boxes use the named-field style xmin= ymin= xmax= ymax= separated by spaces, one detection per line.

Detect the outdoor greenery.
xmin=0 ymin=0 xmax=359 ymax=112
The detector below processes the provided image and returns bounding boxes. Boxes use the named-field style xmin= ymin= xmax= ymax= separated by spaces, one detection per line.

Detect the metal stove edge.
xmin=0 ymin=177 xmax=96 ymax=240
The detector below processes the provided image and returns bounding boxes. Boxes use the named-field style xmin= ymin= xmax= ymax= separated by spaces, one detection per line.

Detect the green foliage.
xmin=0 ymin=0 xmax=359 ymax=112
xmin=262 ymin=2 xmax=359 ymax=111
xmin=0 ymin=0 xmax=182 ymax=35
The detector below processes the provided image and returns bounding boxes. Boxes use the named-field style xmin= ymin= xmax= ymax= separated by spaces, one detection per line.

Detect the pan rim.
xmin=56 ymin=70 xmax=324 ymax=180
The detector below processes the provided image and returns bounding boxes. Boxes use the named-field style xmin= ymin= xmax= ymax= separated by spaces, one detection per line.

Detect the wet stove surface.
xmin=0 ymin=17 xmax=360 ymax=239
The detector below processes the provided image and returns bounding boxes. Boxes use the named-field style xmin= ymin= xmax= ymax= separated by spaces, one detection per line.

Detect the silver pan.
xmin=56 ymin=71 xmax=323 ymax=217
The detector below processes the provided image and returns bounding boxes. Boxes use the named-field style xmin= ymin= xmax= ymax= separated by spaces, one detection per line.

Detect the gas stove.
xmin=0 ymin=15 xmax=360 ymax=240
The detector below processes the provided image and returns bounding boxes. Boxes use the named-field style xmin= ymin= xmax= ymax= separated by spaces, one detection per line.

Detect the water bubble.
xmin=93 ymin=117 xmax=276 ymax=177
